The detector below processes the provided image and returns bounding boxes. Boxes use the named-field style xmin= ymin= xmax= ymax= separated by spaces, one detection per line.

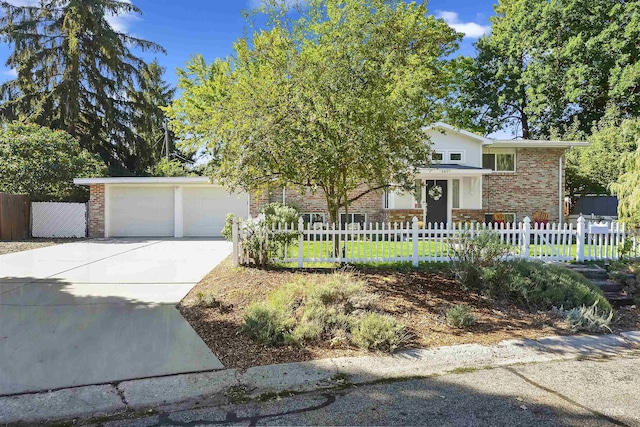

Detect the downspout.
xmin=558 ymin=155 xmax=563 ymax=225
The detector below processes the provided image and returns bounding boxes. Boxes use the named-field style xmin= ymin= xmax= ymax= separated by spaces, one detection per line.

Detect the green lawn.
xmin=278 ymin=239 xmax=586 ymax=262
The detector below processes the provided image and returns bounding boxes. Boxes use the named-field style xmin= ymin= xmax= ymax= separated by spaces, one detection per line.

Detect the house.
xmin=250 ymin=122 xmax=589 ymax=226
xmin=76 ymin=123 xmax=588 ymax=238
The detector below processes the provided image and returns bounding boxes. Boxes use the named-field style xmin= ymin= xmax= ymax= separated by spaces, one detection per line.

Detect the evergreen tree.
xmin=0 ymin=0 xmax=165 ymax=172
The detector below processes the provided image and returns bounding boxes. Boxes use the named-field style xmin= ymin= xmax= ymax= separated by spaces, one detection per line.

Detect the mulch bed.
xmin=179 ymin=258 xmax=639 ymax=370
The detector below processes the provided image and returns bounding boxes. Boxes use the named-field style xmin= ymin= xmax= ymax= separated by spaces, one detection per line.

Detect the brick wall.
xmin=250 ymin=186 xmax=385 ymax=223
xmin=483 ymin=148 xmax=564 ymax=223
xmin=88 ymin=184 xmax=105 ymax=238
xmin=382 ymin=209 xmax=422 ymax=224
xmin=451 ymin=209 xmax=486 ymax=223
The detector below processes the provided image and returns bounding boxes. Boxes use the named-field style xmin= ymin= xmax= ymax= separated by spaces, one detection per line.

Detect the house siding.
xmin=482 ymin=148 xmax=564 ymax=223
xmin=88 ymin=183 xmax=105 ymax=237
xmin=250 ymin=186 xmax=384 ymax=223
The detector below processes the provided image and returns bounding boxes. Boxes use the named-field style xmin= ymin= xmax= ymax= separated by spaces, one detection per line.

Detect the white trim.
xmin=104 ymin=185 xmax=111 ymax=238
xmin=559 ymin=155 xmax=563 ymax=225
xmin=490 ymin=140 xmax=589 ymax=148
xmin=448 ymin=150 xmax=465 ymax=163
xmin=174 ymin=186 xmax=184 ymax=238
xmin=424 ymin=122 xmax=493 ymax=144
xmin=74 ymin=177 xmax=210 ymax=185
xmin=418 ymin=168 xmax=493 ymax=176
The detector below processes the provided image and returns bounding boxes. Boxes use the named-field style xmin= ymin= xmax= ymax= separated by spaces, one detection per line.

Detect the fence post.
xmin=298 ymin=216 xmax=304 ymax=268
xmin=412 ymin=216 xmax=419 ymax=267
xmin=576 ymin=215 xmax=585 ymax=262
xmin=232 ymin=217 xmax=239 ymax=267
xmin=522 ymin=217 xmax=531 ymax=259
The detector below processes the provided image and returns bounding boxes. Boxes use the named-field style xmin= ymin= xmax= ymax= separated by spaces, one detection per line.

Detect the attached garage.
xmin=74 ymin=177 xmax=249 ymax=238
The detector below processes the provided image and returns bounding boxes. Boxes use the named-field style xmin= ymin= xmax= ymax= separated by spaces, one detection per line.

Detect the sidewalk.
xmin=2 ymin=331 xmax=639 ymax=426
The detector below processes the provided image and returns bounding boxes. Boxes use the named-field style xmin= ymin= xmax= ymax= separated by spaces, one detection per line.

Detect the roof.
xmin=429 ymin=163 xmax=486 ymax=170
xmin=423 ymin=122 xmax=589 ymax=148
xmin=74 ymin=177 xmax=211 ymax=185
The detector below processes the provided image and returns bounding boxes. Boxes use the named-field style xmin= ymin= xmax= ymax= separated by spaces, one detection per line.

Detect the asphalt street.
xmin=98 ymin=354 xmax=640 ymax=427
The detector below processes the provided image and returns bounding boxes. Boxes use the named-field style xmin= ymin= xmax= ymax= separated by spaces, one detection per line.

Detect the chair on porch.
xmin=533 ymin=211 xmax=549 ymax=227
xmin=493 ymin=212 xmax=506 ymax=227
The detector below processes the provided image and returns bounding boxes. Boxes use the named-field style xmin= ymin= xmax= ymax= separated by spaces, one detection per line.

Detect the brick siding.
xmin=88 ymin=184 xmax=105 ymax=237
xmin=250 ymin=186 xmax=384 ymax=223
xmin=382 ymin=209 xmax=423 ymax=224
xmin=483 ymin=148 xmax=564 ymax=223
xmin=451 ymin=209 xmax=486 ymax=223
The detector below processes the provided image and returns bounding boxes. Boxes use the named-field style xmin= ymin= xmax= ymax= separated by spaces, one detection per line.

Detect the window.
xmin=452 ymin=179 xmax=460 ymax=209
xmin=482 ymin=152 xmax=516 ymax=172
xmin=340 ymin=213 xmax=366 ymax=228
xmin=414 ymin=179 xmax=423 ymax=207
xmin=301 ymin=213 xmax=325 ymax=224
xmin=432 ymin=151 xmax=443 ymax=162
xmin=496 ymin=153 xmax=515 ymax=171
xmin=449 ymin=152 xmax=463 ymax=162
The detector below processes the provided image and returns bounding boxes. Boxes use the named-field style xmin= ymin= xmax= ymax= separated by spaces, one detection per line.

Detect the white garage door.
xmin=183 ymin=187 xmax=247 ymax=237
xmin=109 ymin=186 xmax=174 ymax=237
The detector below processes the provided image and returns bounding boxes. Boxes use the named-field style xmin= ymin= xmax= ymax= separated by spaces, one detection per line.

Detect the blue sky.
xmin=0 ymin=0 xmax=496 ymax=86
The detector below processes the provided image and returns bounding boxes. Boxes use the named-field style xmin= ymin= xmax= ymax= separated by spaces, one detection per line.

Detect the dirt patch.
xmin=179 ymin=258 xmax=638 ymax=370
xmin=0 ymin=239 xmax=71 ymax=255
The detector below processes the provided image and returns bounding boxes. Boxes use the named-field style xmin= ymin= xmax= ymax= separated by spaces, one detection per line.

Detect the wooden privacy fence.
xmin=232 ymin=215 xmax=638 ymax=267
xmin=0 ymin=193 xmax=30 ymax=241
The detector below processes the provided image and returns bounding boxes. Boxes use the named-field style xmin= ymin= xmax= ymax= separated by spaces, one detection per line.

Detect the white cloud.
xmin=2 ymin=69 xmax=18 ymax=78
xmin=436 ymin=10 xmax=490 ymax=39
xmin=105 ymin=0 xmax=140 ymax=34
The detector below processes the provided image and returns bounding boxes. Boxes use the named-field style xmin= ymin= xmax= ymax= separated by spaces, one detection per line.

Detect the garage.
xmin=73 ymin=177 xmax=249 ymax=238
xmin=109 ymin=186 xmax=175 ymax=237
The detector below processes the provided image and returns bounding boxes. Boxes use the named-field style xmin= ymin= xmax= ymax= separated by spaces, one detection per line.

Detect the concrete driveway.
xmin=0 ymin=239 xmax=231 ymax=396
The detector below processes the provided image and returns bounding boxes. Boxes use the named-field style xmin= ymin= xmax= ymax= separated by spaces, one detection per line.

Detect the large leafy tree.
xmin=611 ymin=145 xmax=640 ymax=229
xmin=0 ymin=123 xmax=105 ymax=201
xmin=564 ymin=113 xmax=640 ymax=201
xmin=0 ymin=0 xmax=165 ymax=172
xmin=167 ymin=0 xmax=461 ymax=222
xmin=464 ymin=0 xmax=640 ymax=139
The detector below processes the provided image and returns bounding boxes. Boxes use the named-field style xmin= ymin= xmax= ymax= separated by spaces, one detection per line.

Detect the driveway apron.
xmin=0 ymin=239 xmax=229 ymax=395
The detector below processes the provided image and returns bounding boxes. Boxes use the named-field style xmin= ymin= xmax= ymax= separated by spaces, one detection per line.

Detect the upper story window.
xmin=432 ymin=151 xmax=444 ymax=162
xmin=483 ymin=150 xmax=516 ymax=172
xmin=449 ymin=151 xmax=464 ymax=163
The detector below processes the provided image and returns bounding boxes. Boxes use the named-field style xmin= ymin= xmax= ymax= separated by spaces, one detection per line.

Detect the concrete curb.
xmin=2 ymin=331 xmax=639 ymax=425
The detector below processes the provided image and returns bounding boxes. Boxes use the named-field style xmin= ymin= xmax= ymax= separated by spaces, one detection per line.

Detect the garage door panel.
xmin=183 ymin=188 xmax=247 ymax=237
xmin=109 ymin=187 xmax=174 ymax=237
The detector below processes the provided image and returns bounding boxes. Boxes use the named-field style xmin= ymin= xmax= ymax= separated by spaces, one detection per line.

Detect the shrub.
xmin=446 ymin=304 xmax=477 ymax=328
xmin=448 ymin=231 xmax=509 ymax=291
xmin=351 ymin=313 xmax=407 ymax=352
xmin=242 ymin=272 xmax=405 ymax=353
xmin=225 ymin=202 xmax=301 ymax=265
xmin=503 ymin=260 xmax=612 ymax=312
xmin=552 ymin=303 xmax=613 ymax=333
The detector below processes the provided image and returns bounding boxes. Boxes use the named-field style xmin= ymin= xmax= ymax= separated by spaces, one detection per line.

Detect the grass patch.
xmin=242 ymin=272 xmax=405 ymax=352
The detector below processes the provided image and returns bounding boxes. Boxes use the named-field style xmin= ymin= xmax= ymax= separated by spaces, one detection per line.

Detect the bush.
xmin=448 ymin=231 xmax=509 ymax=291
xmin=552 ymin=303 xmax=613 ymax=333
xmin=446 ymin=304 xmax=477 ymax=328
xmin=503 ymin=260 xmax=612 ymax=312
xmin=223 ymin=202 xmax=301 ymax=265
xmin=242 ymin=273 xmax=405 ymax=352
xmin=351 ymin=313 xmax=407 ymax=352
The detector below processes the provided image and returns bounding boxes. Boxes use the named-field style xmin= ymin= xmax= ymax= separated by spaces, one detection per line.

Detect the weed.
xmin=351 ymin=312 xmax=408 ymax=352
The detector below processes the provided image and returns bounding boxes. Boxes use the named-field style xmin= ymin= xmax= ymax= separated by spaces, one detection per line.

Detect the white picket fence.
xmin=232 ymin=215 xmax=638 ymax=267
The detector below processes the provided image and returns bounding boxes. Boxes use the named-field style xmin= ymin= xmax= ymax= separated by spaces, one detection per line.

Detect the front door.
xmin=425 ymin=180 xmax=448 ymax=224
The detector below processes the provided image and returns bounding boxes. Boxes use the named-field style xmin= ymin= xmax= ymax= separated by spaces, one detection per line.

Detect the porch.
xmin=383 ymin=164 xmax=491 ymax=224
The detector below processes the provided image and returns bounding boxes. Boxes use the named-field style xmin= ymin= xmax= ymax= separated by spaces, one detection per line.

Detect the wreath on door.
xmin=428 ymin=184 xmax=443 ymax=201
